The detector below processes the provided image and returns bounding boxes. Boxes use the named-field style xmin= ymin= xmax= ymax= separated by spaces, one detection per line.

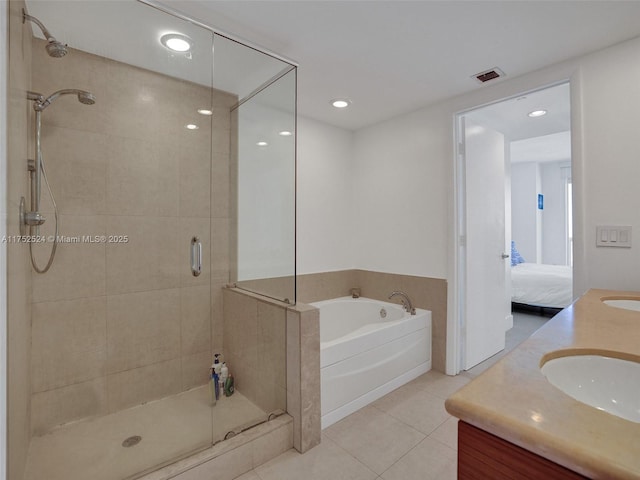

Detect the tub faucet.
xmin=388 ymin=291 xmax=416 ymax=315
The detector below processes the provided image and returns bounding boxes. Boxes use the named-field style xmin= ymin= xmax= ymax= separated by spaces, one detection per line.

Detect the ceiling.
xmin=163 ymin=0 xmax=640 ymax=131
xmin=24 ymin=1 xmax=640 ymax=133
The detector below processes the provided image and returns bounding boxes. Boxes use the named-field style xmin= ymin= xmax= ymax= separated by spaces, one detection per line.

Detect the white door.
xmin=462 ymin=118 xmax=509 ymax=369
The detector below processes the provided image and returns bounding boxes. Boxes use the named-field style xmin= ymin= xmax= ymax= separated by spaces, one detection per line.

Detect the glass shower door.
xmin=22 ymin=2 xmax=215 ymax=478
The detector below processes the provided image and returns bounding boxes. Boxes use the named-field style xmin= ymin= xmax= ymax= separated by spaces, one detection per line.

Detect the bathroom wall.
xmin=511 ymin=162 xmax=541 ymax=263
xmin=541 ymin=161 xmax=571 ymax=266
xmin=6 ymin=1 xmax=34 ymax=478
xmin=341 ymin=34 xmax=640 ymax=372
xmin=295 ymin=116 xmax=448 ymax=372
xmin=28 ymin=38 xmax=234 ymax=434
xmin=297 ymin=116 xmax=355 ymax=274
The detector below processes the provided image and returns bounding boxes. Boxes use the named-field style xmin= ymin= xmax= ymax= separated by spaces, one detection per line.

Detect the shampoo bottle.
xmin=224 ymin=373 xmax=234 ymax=397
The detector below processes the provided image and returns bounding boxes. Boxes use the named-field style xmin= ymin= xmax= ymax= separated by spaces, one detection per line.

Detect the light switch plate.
xmin=596 ymin=225 xmax=632 ymax=248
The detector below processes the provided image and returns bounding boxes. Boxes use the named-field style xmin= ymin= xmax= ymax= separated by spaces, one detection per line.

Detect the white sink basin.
xmin=541 ymin=354 xmax=640 ymax=423
xmin=603 ymin=298 xmax=640 ymax=312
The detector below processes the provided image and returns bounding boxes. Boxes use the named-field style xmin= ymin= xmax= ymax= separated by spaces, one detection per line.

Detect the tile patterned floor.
xmin=236 ymin=312 xmax=547 ymax=480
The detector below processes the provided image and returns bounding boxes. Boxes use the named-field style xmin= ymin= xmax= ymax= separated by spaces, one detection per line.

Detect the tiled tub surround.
xmin=245 ymin=270 xmax=447 ymax=371
xmin=28 ymin=38 xmax=235 ymax=436
xmin=446 ymin=289 xmax=640 ymax=479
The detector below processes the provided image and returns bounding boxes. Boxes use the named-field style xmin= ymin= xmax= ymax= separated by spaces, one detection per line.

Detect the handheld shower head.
xmin=23 ymin=9 xmax=68 ymax=58
xmin=33 ymin=89 xmax=96 ymax=111
xmin=77 ymin=91 xmax=96 ymax=105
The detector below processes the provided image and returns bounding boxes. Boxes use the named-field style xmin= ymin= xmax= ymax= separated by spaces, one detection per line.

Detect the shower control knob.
xmin=24 ymin=211 xmax=46 ymax=226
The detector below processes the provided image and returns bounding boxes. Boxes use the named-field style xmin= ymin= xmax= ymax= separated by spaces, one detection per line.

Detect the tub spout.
xmin=388 ymin=291 xmax=416 ymax=315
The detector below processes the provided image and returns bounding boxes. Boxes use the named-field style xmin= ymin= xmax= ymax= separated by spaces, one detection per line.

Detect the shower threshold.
xmin=23 ymin=385 xmax=268 ymax=480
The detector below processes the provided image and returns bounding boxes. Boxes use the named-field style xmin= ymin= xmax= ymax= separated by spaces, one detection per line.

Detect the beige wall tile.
xmin=38 ymin=125 xmax=108 ymax=215
xmin=105 ymin=216 xmax=180 ymax=295
xmin=286 ymin=310 xmax=302 ymax=451
xmin=31 ymin=378 xmax=107 ymax=435
xmin=251 ymin=421 xmax=293 ymax=468
xmin=182 ymin=351 xmax=212 ymax=391
xmin=107 ymin=359 xmax=181 ymax=412
xmin=180 ymin=143 xmax=212 ymax=218
xmin=106 ymin=289 xmax=180 ymax=373
xmin=180 ymin=217 xmax=211 ymax=288
xmin=257 ymin=302 xmax=287 ymax=391
xmin=211 ymin=217 xmax=230 ymax=276
xmin=31 ymin=214 xmax=106 ymax=303
xmin=223 ymin=289 xmax=258 ymax=367
xmin=181 ymin=285 xmax=211 ymax=356
xmin=211 ymin=155 xmax=230 ymax=219
xmin=299 ymin=308 xmax=321 ymax=452
xmin=297 ymin=270 xmax=359 ymax=303
xmin=211 ymin=276 xmax=228 ymax=353
xmin=32 ymin=297 xmax=107 ymax=393
xmin=7 ymin=5 xmax=34 ymax=477
xmin=105 ymin=136 xmax=179 ymax=217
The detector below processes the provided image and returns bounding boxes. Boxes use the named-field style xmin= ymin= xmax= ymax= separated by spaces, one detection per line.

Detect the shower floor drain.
xmin=122 ymin=435 xmax=142 ymax=448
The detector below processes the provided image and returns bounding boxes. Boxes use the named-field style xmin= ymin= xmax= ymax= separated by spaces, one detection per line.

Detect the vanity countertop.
xmin=445 ymin=289 xmax=640 ymax=479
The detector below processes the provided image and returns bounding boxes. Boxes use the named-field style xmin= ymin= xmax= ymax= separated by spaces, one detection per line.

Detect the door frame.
xmin=450 ymin=81 xmax=573 ymax=375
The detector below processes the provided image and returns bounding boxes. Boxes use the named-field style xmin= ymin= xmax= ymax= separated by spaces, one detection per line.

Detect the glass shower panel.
xmin=22 ymin=2 xmax=215 ymax=479
xmin=214 ymin=34 xmax=297 ymax=304
xmin=232 ymin=69 xmax=297 ymax=303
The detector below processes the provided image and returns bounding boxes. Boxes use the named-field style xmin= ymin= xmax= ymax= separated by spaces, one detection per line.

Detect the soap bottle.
xmin=213 ymin=354 xmax=222 ymax=402
xmin=224 ymin=373 xmax=234 ymax=397
xmin=220 ymin=362 xmax=229 ymax=387
xmin=209 ymin=365 xmax=219 ymax=405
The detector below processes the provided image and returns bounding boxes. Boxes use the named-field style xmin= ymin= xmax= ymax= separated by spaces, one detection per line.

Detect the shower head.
xmin=33 ymin=89 xmax=96 ymax=111
xmin=77 ymin=91 xmax=96 ymax=105
xmin=45 ymin=40 xmax=68 ymax=58
xmin=23 ymin=9 xmax=68 ymax=58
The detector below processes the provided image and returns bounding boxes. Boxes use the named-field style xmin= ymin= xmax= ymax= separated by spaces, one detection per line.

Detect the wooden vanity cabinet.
xmin=457 ymin=421 xmax=588 ymax=479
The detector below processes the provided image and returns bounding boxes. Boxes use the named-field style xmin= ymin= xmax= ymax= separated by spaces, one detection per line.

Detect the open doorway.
xmin=455 ymin=82 xmax=572 ymax=373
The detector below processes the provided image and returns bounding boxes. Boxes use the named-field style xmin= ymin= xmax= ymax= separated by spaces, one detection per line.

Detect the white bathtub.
xmin=310 ymin=296 xmax=432 ymax=428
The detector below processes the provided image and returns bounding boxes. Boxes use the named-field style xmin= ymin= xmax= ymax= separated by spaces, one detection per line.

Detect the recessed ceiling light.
xmin=185 ymin=124 xmax=199 ymax=130
xmin=279 ymin=131 xmax=293 ymax=136
xmin=161 ymin=33 xmax=193 ymax=53
xmin=197 ymin=108 xmax=213 ymax=116
xmin=528 ymin=109 xmax=547 ymax=118
xmin=257 ymin=141 xmax=268 ymax=147
xmin=331 ymin=99 xmax=351 ymax=109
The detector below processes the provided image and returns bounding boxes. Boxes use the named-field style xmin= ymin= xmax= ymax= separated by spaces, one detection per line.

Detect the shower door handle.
xmin=191 ymin=236 xmax=202 ymax=277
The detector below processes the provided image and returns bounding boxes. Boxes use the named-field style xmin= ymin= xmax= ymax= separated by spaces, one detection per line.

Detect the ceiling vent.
xmin=472 ymin=67 xmax=505 ymax=84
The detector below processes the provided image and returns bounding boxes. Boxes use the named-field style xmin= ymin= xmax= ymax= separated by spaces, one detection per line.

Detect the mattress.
xmin=511 ymin=263 xmax=573 ymax=308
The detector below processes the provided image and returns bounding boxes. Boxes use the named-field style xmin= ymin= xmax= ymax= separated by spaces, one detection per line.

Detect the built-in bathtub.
xmin=310 ymin=296 xmax=432 ymax=428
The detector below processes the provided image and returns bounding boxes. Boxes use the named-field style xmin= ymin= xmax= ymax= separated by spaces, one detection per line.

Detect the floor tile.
xmin=372 ymin=383 xmax=450 ymax=436
xmin=380 ymin=437 xmax=456 ymax=480
xmin=411 ymin=370 xmax=471 ymax=399
xmin=235 ymin=471 xmax=262 ymax=480
xmin=429 ymin=416 xmax=458 ymax=450
xmin=254 ymin=436 xmax=377 ymax=480
xmin=324 ymin=405 xmax=425 ymax=474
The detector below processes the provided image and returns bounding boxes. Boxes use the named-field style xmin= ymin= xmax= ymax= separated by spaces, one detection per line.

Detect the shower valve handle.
xmin=24 ymin=211 xmax=46 ymax=226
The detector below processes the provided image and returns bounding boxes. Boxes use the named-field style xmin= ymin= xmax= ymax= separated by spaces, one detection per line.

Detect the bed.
xmin=511 ymin=263 xmax=573 ymax=309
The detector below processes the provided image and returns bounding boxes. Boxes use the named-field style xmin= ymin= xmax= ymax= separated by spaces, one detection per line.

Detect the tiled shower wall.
xmin=28 ymin=38 xmax=235 ymax=435
xmin=7 ymin=1 xmax=34 ymax=478
xmin=297 ymin=270 xmax=448 ymax=372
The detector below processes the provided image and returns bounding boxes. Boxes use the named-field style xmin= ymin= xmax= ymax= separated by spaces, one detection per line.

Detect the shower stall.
xmin=5 ymin=1 xmax=296 ymax=479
